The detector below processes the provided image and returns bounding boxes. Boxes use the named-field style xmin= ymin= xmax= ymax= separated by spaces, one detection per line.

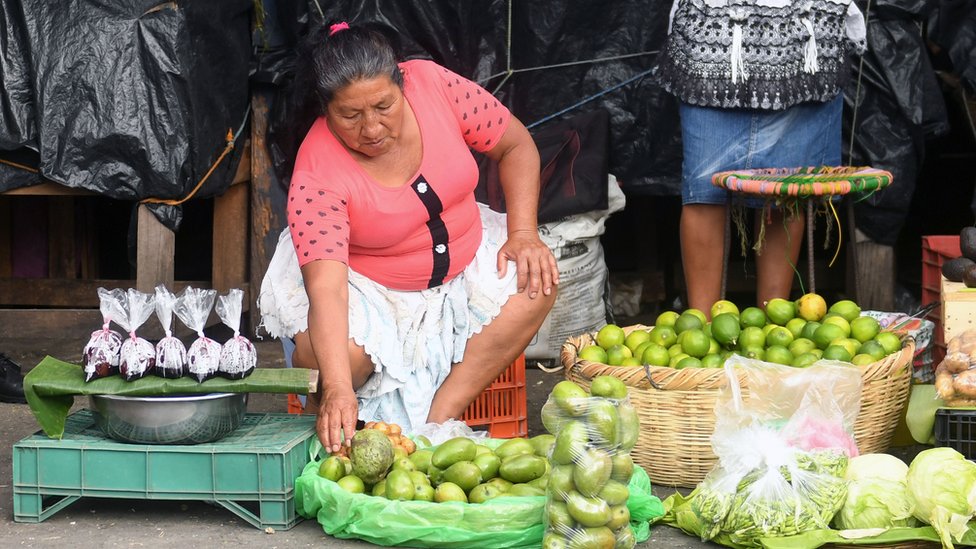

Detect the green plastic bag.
xmin=296 ymin=439 xmax=663 ymax=547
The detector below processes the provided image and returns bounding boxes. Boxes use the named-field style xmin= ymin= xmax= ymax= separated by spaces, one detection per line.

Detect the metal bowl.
xmin=89 ymin=393 xmax=248 ymax=445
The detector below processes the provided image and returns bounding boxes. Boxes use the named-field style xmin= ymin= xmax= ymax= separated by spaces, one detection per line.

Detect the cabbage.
xmin=833 ymin=453 xmax=916 ymax=530
xmin=906 ymin=447 xmax=976 ymax=549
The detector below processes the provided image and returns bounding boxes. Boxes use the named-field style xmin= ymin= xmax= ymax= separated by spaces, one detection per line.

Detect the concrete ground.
xmin=0 ymin=336 xmax=715 ymax=548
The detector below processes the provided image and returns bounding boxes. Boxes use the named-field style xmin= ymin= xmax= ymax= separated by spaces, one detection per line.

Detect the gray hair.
xmin=310 ymin=25 xmax=403 ymax=112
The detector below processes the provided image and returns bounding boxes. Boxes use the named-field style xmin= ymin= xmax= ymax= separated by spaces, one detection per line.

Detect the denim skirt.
xmin=680 ymin=95 xmax=843 ymax=207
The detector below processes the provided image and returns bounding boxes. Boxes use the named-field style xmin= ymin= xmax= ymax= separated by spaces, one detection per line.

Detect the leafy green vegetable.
xmin=906 ymin=447 xmax=976 ymax=549
xmin=834 ymin=453 xmax=916 ymax=530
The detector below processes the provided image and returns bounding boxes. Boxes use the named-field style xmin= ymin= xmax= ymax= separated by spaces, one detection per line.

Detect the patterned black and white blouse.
xmin=656 ymin=0 xmax=866 ymax=110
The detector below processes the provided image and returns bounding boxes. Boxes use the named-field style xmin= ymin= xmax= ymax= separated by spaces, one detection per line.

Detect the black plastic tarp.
xmin=0 ymin=0 xmax=252 ymax=229
xmin=844 ymin=0 xmax=950 ymax=246
xmin=259 ymin=0 xmax=682 ymax=195
xmin=928 ymin=0 xmax=976 ymax=92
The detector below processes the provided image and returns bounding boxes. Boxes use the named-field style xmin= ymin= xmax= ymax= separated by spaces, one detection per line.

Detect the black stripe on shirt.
xmin=410 ymin=175 xmax=450 ymax=288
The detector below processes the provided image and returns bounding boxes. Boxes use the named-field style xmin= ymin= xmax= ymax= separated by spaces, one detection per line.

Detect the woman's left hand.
xmin=497 ymin=230 xmax=559 ymax=299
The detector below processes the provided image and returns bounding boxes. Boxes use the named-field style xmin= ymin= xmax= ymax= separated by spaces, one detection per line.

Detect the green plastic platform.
xmin=13 ymin=410 xmax=317 ymax=530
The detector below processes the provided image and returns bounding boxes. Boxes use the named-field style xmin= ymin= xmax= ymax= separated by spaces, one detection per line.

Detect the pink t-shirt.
xmin=287 ymin=60 xmax=511 ymax=291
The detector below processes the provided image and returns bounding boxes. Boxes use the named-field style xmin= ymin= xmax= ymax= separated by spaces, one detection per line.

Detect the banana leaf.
xmin=24 ymin=355 xmax=316 ymax=439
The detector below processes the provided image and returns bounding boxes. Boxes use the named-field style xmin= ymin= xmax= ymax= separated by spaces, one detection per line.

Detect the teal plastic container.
xmin=13 ymin=410 xmax=316 ymax=530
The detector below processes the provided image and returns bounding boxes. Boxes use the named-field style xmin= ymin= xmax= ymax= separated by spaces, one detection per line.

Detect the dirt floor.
xmin=0 ymin=335 xmax=722 ymax=548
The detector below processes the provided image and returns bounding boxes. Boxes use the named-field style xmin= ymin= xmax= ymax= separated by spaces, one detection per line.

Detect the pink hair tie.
xmin=329 ymin=22 xmax=350 ymax=36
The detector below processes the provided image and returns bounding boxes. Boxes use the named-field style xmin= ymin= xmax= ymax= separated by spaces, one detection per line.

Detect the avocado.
xmin=965 ymin=264 xmax=976 ymax=288
xmin=943 ymin=257 xmax=976 ymax=282
xmin=962 ymin=226 xmax=976 ymax=261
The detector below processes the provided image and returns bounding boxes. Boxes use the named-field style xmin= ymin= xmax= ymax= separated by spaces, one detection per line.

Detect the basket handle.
xmin=643 ymin=364 xmax=664 ymax=390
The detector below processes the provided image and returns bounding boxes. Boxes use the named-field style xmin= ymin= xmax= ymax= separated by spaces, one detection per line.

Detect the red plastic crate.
xmin=287 ymin=355 xmax=529 ymax=439
xmin=461 ymin=353 xmax=528 ymax=438
xmin=922 ymin=235 xmax=961 ymax=366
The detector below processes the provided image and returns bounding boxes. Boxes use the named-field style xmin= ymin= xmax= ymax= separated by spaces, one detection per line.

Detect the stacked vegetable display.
xmin=541 ymin=376 xmax=641 ymax=549
xmin=577 ymin=294 xmax=902 ymax=369
xmin=316 ymin=420 xmax=556 ymax=503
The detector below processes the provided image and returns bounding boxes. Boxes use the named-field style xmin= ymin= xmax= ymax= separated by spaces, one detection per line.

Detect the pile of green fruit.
xmin=542 ymin=376 xmax=640 ymax=549
xmin=577 ymin=294 xmax=903 ymax=369
xmin=317 ymin=427 xmax=558 ymax=504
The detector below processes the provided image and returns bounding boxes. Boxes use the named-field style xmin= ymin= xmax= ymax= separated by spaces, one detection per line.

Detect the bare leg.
xmin=427 ymin=288 xmax=557 ymax=423
xmin=755 ymin=208 xmax=804 ymax=306
xmin=292 ymin=331 xmax=375 ymax=410
xmin=680 ymin=203 xmax=727 ymax=314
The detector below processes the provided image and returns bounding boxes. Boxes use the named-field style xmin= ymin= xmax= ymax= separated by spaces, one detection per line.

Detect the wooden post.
xmin=136 ymin=204 xmax=175 ymax=294
xmin=212 ymin=180 xmax=249 ymax=296
xmin=249 ymin=92 xmax=288 ymax=334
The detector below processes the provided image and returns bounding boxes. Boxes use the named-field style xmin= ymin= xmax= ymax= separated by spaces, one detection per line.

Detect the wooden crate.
xmin=942 ymin=276 xmax=976 ymax=343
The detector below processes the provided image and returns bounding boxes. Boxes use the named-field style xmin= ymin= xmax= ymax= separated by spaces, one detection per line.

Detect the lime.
xmin=800 ymin=321 xmax=821 ymax=341
xmin=795 ymin=293 xmax=828 ymax=322
xmin=740 ymin=307 xmax=767 ymax=329
xmin=605 ymin=344 xmax=633 ymax=366
xmin=641 ymin=344 xmax=670 ymax=367
xmin=763 ymin=323 xmax=778 ymax=336
xmin=649 ymin=325 xmax=678 ymax=348
xmin=632 ymin=342 xmax=652 ymax=363
xmin=788 ymin=337 xmax=816 ymax=356
xmin=674 ymin=312 xmax=704 ymax=334
xmin=766 ymin=326 xmax=795 ymax=348
xmin=765 ymin=298 xmax=797 ymax=326
xmin=596 ymin=324 xmax=626 ymax=349
xmin=875 ymin=332 xmax=902 ymax=355
xmin=738 ymin=326 xmax=766 ymax=350
xmin=710 ymin=299 xmax=740 ymax=320
xmin=578 ymin=345 xmax=608 ymax=364
xmin=765 ymin=345 xmax=794 ymax=365
xmin=685 ymin=308 xmax=708 ymax=325
xmin=792 ymin=352 xmax=819 ymax=368
xmin=675 ymin=356 xmax=702 ymax=369
xmin=785 ymin=317 xmax=807 ymax=339
xmin=858 ymin=340 xmax=887 ymax=361
xmin=619 ymin=356 xmax=642 ymax=367
xmin=851 ymin=353 xmax=876 ymax=366
xmin=836 ymin=338 xmax=860 ymax=358
xmin=828 ymin=300 xmax=861 ymax=322
xmin=809 ymin=348 xmax=823 ymax=359
xmin=680 ymin=329 xmax=711 ymax=359
xmin=701 ymin=353 xmax=723 ymax=368
xmin=655 ymin=310 xmax=680 ymax=329
xmin=711 ymin=313 xmax=741 ymax=348
xmin=822 ymin=315 xmax=852 ymax=338
xmin=624 ymin=330 xmax=652 ymax=354
xmin=708 ymin=338 xmax=721 ymax=355
xmin=850 ymin=316 xmax=881 ymax=343
xmin=668 ymin=343 xmax=685 ymax=357
xmin=739 ymin=346 xmax=765 ymax=361
xmin=812 ymin=323 xmax=846 ymax=350
xmin=337 ymin=474 xmax=366 ymax=494
xmin=822 ymin=344 xmax=853 ymax=362
xmin=669 ymin=353 xmax=690 ymax=368
xmin=702 ymin=323 xmax=712 ymax=339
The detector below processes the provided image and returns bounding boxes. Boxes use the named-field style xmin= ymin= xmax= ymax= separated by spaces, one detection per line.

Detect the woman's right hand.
xmin=317 ymin=383 xmax=359 ymax=454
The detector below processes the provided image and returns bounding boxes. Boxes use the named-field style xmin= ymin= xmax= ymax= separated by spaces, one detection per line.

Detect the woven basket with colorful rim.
xmin=711 ymin=166 xmax=893 ymax=197
xmin=560 ymin=325 xmax=915 ymax=488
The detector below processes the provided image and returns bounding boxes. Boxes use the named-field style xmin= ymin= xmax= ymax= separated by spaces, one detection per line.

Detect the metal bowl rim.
xmin=90 ymin=393 xmax=240 ymax=403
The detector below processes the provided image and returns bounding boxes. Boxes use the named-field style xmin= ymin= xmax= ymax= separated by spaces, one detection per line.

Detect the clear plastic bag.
xmin=174 ymin=287 xmax=220 ymax=383
xmin=117 ymin=289 xmax=157 ymax=381
xmin=541 ymin=376 xmax=640 ymax=549
xmin=686 ymin=357 xmax=862 ymax=545
xmin=153 ymin=285 xmax=187 ymax=379
xmin=936 ymin=330 xmax=976 ymax=403
xmin=82 ymin=287 xmax=126 ymax=382
xmin=216 ymin=288 xmax=256 ymax=379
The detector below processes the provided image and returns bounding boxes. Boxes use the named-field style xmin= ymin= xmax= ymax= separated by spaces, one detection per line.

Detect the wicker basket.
xmin=560 ymin=325 xmax=915 ymax=488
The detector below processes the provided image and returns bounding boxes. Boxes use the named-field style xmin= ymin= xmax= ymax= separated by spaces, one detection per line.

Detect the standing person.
xmin=656 ymin=0 xmax=866 ymax=313
xmin=258 ymin=22 xmax=557 ymax=454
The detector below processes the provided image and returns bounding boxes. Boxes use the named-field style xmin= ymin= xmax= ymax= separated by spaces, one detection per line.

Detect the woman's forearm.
xmin=492 ymin=118 xmax=542 ymax=234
